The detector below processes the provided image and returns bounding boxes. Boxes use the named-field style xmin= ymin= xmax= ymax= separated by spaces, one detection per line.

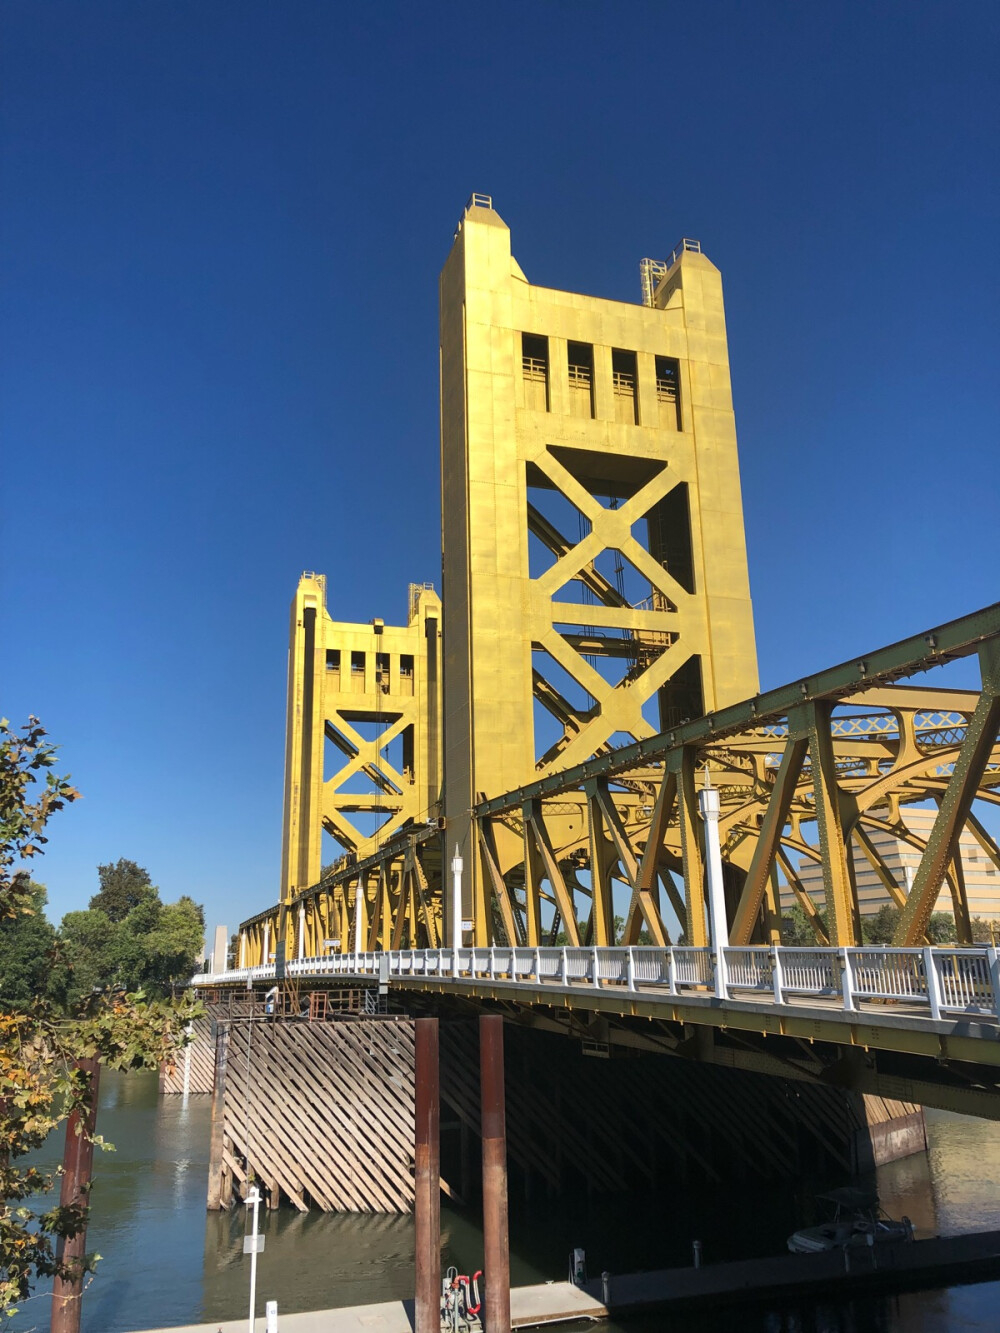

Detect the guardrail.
xmin=193 ymin=944 xmax=1000 ymax=1025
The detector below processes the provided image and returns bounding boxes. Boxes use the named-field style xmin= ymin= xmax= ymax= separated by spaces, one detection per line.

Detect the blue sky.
xmin=3 ymin=1 xmax=998 ymax=933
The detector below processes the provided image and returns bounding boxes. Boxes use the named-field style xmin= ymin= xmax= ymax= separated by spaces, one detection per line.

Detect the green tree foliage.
xmin=0 ymin=881 xmax=64 ymax=1006
xmin=89 ymin=857 xmax=155 ymax=922
xmin=861 ymin=903 xmax=900 ymax=944
xmin=61 ymin=880 xmax=205 ymax=1001
xmin=780 ymin=902 xmax=828 ymax=945
xmin=0 ymin=719 xmax=199 ymax=1317
xmin=0 ymin=717 xmax=79 ymax=921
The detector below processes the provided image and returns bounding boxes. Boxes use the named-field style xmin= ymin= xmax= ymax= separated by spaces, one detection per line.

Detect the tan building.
xmin=788 ymin=806 xmax=1000 ymax=923
xmin=439 ymin=196 xmax=759 ymax=911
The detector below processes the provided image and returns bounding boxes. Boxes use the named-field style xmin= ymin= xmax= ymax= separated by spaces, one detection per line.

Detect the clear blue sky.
xmin=3 ymin=1 xmax=998 ymax=933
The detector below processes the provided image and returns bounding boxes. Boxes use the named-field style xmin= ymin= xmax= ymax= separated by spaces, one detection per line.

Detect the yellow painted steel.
xmin=279 ymin=573 xmax=442 ymax=903
xmin=237 ymin=199 xmax=1000 ymax=978
xmin=439 ymin=199 xmax=758 ymax=935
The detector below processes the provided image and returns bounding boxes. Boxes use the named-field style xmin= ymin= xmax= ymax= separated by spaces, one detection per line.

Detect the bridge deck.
xmin=195 ymin=943 xmax=1000 ymax=1074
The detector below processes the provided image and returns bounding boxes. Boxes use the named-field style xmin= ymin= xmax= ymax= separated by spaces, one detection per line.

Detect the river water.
xmin=9 ymin=1070 xmax=1000 ymax=1332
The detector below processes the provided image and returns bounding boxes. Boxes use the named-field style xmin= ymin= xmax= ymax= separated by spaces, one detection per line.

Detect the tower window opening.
xmin=400 ymin=653 xmax=415 ymax=696
xmin=350 ymin=651 xmax=366 ymax=693
xmin=375 ymin=653 xmax=390 ymax=694
xmin=325 ymin=649 xmax=341 ymax=673
xmin=612 ymin=348 xmax=638 ymax=425
xmin=521 ymin=333 xmax=549 ymax=412
xmin=567 ymin=341 xmax=595 ymax=419
xmin=655 ymin=356 xmax=681 ymax=429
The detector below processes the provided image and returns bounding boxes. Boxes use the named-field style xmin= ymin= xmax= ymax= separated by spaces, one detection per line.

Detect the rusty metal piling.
xmin=414 ymin=1018 xmax=441 ymax=1333
xmin=51 ymin=1056 xmax=101 ymax=1333
xmin=480 ymin=1014 xmax=511 ymax=1333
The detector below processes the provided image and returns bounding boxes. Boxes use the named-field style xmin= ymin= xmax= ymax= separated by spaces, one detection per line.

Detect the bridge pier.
xmin=186 ymin=991 xmax=927 ymax=1219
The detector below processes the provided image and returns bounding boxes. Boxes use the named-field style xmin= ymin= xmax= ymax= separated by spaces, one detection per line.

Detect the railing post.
xmin=771 ymin=946 xmax=784 ymax=1005
xmin=561 ymin=948 xmax=569 ymax=986
xmin=533 ymin=947 xmax=540 ymax=982
xmin=667 ymin=947 xmax=676 ymax=996
xmin=840 ymin=948 xmax=855 ymax=1011
xmin=627 ymin=947 xmax=636 ymax=993
xmin=489 ymin=944 xmax=496 ymax=980
xmin=988 ymin=946 xmax=1000 ymax=1024
xmin=592 ymin=945 xmax=600 ymax=988
xmin=924 ymin=946 xmax=943 ymax=1021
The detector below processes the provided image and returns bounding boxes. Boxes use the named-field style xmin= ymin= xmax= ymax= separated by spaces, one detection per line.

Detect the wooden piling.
xmin=480 ymin=1014 xmax=510 ymax=1333
xmin=51 ymin=1057 xmax=101 ymax=1333
xmin=414 ymin=1018 xmax=441 ymax=1333
xmin=206 ymin=1020 xmax=230 ymax=1209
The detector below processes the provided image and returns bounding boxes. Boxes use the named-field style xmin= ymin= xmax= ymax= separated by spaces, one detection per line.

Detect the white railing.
xmin=191 ymin=944 xmax=1000 ymax=1026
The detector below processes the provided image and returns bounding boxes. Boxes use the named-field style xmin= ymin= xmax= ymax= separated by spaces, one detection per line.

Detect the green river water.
xmin=8 ymin=1070 xmax=1000 ymax=1332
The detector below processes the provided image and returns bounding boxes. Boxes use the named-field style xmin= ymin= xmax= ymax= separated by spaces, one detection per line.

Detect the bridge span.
xmin=195 ymin=939 xmax=1000 ymax=1120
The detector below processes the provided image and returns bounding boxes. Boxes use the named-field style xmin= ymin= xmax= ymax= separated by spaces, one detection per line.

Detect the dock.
xmin=127 ymin=1228 xmax=1000 ymax=1333
xmin=127 ymin=1280 xmax=605 ymax=1333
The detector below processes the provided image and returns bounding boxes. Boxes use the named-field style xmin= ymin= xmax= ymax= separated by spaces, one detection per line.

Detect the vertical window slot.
xmin=567 ymin=341 xmax=595 ymax=419
xmin=400 ymin=653 xmax=415 ymax=696
xmin=521 ymin=333 xmax=549 ymax=412
xmin=612 ymin=348 xmax=638 ymax=425
xmin=655 ymin=356 xmax=681 ymax=429
xmin=350 ymin=651 xmax=366 ymax=693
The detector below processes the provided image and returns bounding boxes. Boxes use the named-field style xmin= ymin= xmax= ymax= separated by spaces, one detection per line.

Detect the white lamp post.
xmin=451 ymin=847 xmax=464 ymax=977
xmin=697 ymin=766 xmax=729 ymax=1000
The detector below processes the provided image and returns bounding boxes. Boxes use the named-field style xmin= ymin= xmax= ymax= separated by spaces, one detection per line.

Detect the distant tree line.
xmin=780 ymin=901 xmax=996 ymax=946
xmin=0 ymin=857 xmax=205 ymax=1007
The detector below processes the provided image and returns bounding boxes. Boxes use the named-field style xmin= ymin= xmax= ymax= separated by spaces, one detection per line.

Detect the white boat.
xmin=787 ymin=1187 xmax=914 ymax=1254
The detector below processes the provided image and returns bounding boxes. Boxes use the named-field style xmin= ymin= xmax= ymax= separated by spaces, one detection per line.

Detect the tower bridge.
xmin=194 ymin=198 xmax=1000 ymax=1238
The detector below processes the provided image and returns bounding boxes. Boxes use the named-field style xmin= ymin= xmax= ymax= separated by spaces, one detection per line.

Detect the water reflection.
xmin=6 ymin=1076 xmax=1000 ymax=1332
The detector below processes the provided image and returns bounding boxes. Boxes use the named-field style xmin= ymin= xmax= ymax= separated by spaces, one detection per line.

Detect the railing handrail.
xmin=193 ymin=943 xmax=1000 ymax=1028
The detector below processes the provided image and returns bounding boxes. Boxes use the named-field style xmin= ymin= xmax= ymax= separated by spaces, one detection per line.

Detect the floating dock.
xmin=128 ymin=1228 xmax=1000 ymax=1333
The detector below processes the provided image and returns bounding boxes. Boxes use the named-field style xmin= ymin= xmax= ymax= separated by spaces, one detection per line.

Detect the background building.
xmin=786 ymin=806 xmax=1000 ymax=923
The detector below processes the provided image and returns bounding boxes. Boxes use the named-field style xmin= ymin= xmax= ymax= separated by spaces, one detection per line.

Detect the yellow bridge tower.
xmin=439 ymin=196 xmax=758 ymax=932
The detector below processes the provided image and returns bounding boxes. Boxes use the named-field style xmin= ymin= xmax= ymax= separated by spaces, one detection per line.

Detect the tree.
xmin=0 ymin=881 xmax=64 ymax=1007
xmin=780 ymin=902 xmax=828 ymax=945
xmin=89 ymin=858 xmax=154 ymax=922
xmin=61 ymin=877 xmax=205 ymax=1000
xmin=862 ymin=903 xmax=900 ymax=944
xmin=0 ymin=718 xmax=199 ymax=1319
xmin=142 ymin=895 xmax=205 ymax=991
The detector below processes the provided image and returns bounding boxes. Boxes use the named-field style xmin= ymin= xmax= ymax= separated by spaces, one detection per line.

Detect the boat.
xmin=787 ymin=1187 xmax=914 ymax=1254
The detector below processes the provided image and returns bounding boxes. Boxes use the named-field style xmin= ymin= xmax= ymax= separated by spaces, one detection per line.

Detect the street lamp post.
xmin=698 ymin=767 xmax=729 ymax=1000
xmin=451 ymin=847 xmax=464 ymax=977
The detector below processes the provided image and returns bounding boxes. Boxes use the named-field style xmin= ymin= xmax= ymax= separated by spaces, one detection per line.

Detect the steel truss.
xmin=240 ymin=602 xmax=1000 ymax=967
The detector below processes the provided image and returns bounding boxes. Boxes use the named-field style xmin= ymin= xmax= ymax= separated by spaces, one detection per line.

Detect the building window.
xmin=567 ymin=341 xmax=594 ymax=419
xmin=325 ymin=649 xmax=340 ymax=673
xmin=521 ymin=333 xmax=549 ymax=412
xmin=612 ymin=348 xmax=638 ymax=425
xmin=655 ymin=356 xmax=681 ymax=429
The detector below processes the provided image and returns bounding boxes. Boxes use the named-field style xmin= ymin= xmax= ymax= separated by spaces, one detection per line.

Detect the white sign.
xmin=462 ymin=920 xmax=474 ymax=931
xmin=323 ymin=938 xmax=341 ymax=947
xmin=243 ymin=1235 xmax=265 ymax=1254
